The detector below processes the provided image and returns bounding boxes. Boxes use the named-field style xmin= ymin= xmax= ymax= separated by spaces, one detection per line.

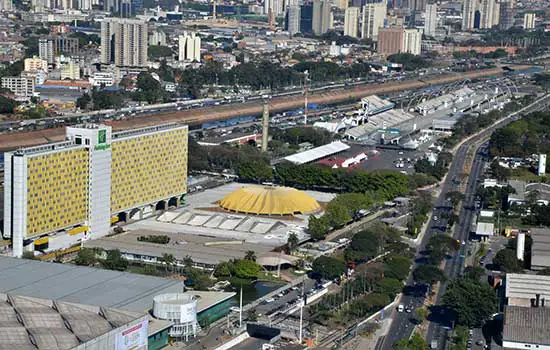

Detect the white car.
xmin=398 ymin=304 xmax=404 ymax=312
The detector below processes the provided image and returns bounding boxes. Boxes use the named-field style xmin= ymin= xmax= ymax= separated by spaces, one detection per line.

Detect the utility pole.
xmin=304 ymin=70 xmax=309 ymax=125
xmin=239 ymin=285 xmax=243 ymax=328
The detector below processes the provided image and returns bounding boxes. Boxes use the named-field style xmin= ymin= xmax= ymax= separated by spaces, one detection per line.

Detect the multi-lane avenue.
xmin=382 ymin=94 xmax=550 ymax=350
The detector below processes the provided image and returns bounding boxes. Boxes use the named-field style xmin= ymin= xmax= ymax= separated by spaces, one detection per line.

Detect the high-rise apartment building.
xmin=462 ymin=0 xmax=476 ymax=30
xmin=344 ymin=7 xmax=360 ymax=37
xmin=378 ymin=27 xmax=421 ymax=55
xmin=3 ymin=123 xmax=189 ymax=258
xmin=480 ymin=0 xmax=496 ymax=29
xmin=424 ymin=3 xmax=437 ymax=36
xmin=337 ymin=0 xmax=348 ymax=10
xmin=101 ymin=18 xmax=148 ymax=68
xmin=1 ymin=77 xmax=35 ymax=99
xmin=264 ymin=0 xmax=284 ymax=17
xmin=498 ymin=0 xmax=514 ymax=29
xmin=523 ymin=12 xmax=535 ymax=29
xmin=38 ymin=38 xmax=55 ymax=65
xmin=285 ymin=6 xmax=301 ymax=35
xmin=312 ymin=0 xmax=332 ymax=35
xmin=60 ymin=60 xmax=80 ymax=80
xmin=361 ymin=1 xmax=386 ymax=40
xmin=178 ymin=32 xmax=201 ymax=62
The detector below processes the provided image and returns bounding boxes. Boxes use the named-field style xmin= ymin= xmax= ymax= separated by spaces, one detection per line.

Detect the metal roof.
xmin=506 ymin=273 xmax=550 ymax=301
xmin=531 ymin=228 xmax=550 ymax=269
xmin=475 ymin=222 xmax=494 ymax=236
xmin=503 ymin=305 xmax=550 ymax=345
xmin=0 ymin=256 xmax=183 ymax=313
xmin=0 ymin=293 xmax=145 ymax=350
xmin=283 ymin=141 xmax=350 ymax=165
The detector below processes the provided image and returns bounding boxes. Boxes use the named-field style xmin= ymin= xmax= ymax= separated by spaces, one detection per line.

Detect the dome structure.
xmin=219 ymin=185 xmax=321 ymax=215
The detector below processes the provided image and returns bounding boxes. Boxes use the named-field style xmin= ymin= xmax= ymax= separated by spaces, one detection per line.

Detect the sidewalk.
xmin=353 ymin=318 xmax=393 ymax=350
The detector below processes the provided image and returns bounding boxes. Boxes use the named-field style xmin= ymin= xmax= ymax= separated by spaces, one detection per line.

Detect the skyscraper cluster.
xmin=285 ymin=0 xmax=333 ymax=35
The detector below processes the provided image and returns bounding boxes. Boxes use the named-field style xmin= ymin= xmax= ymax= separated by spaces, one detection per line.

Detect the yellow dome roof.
xmin=219 ymin=185 xmax=321 ymax=216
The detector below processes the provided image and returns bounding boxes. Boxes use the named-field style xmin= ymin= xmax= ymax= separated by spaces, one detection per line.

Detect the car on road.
xmin=398 ymin=304 xmax=404 ymax=312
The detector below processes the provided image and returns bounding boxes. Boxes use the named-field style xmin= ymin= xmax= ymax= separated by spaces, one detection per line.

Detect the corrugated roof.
xmin=0 ymin=256 xmax=182 ymax=313
xmin=283 ymin=141 xmax=350 ymax=165
xmin=503 ymin=305 xmax=550 ymax=345
xmin=506 ymin=273 xmax=550 ymax=301
xmin=475 ymin=222 xmax=494 ymax=236
xmin=531 ymin=228 xmax=550 ymax=269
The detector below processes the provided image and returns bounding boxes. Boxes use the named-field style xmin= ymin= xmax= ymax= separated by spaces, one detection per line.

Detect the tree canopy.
xmin=311 ymin=256 xmax=346 ymax=280
xmin=442 ymin=278 xmax=498 ymax=328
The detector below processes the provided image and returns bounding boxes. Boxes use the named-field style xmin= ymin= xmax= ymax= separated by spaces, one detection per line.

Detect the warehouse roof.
xmin=506 ymin=273 xmax=550 ymax=301
xmin=503 ymin=305 xmax=550 ymax=345
xmin=0 ymin=256 xmax=183 ymax=313
xmin=283 ymin=141 xmax=350 ymax=165
xmin=531 ymin=228 xmax=550 ymax=269
xmin=0 ymin=293 xmax=145 ymax=350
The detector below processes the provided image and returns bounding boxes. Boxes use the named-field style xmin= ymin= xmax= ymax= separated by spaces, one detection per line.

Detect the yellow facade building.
xmin=3 ymin=123 xmax=188 ymax=257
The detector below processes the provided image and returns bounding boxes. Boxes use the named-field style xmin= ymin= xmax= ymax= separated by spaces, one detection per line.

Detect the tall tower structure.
xmin=261 ymin=104 xmax=269 ymax=152
xmin=361 ymin=1 xmax=386 ymax=40
xmin=462 ymin=0 xmax=477 ymax=30
xmin=424 ymin=3 xmax=437 ymax=36
xmin=480 ymin=0 xmax=495 ymax=28
xmin=344 ymin=7 xmax=360 ymax=38
xmin=312 ymin=0 xmax=331 ymax=35
xmin=285 ymin=6 xmax=301 ymax=35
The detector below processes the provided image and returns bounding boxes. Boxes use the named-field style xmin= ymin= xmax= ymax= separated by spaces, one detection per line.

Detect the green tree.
xmin=160 ymin=253 xmax=175 ymax=273
xmin=148 ymin=45 xmax=174 ymax=59
xmin=136 ymin=71 xmax=163 ymax=104
xmin=214 ymin=261 xmax=234 ymax=277
xmin=442 ymin=278 xmax=498 ymax=328
xmin=76 ymin=93 xmax=91 ymax=110
xmin=101 ymin=249 xmax=128 ymax=271
xmin=312 ymin=256 xmax=346 ymax=280
xmin=493 ymin=249 xmax=523 ymax=272
xmin=233 ymin=259 xmax=261 ymax=279
xmin=236 ymin=162 xmax=273 ymax=183
xmin=244 ymin=250 xmax=257 ymax=262
xmin=287 ymin=232 xmax=299 ymax=253
xmin=183 ymin=255 xmax=194 ymax=269
xmin=377 ymin=278 xmax=403 ymax=298
xmin=416 ymin=307 xmax=428 ymax=321
xmin=412 ymin=265 xmax=446 ymax=284
xmin=326 ymin=202 xmax=352 ymax=228
xmin=308 ymin=215 xmax=329 ymax=240
xmin=384 ymin=254 xmax=412 ymax=281
xmin=74 ymin=248 xmax=98 ymax=266
xmin=0 ymin=96 xmax=18 ymax=113
xmin=394 ymin=332 xmax=429 ymax=349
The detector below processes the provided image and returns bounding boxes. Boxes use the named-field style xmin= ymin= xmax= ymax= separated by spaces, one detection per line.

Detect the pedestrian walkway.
xmin=354 ymin=318 xmax=393 ymax=350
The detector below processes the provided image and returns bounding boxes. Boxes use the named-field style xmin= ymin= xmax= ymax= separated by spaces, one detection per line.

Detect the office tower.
xmin=378 ymin=27 xmax=421 ymax=55
xmin=312 ymin=0 xmax=331 ymax=35
xmin=523 ymin=12 xmax=535 ymax=29
xmin=285 ymin=6 xmax=301 ymax=35
xmin=104 ymin=0 xmax=119 ymax=13
xmin=462 ymin=0 xmax=476 ymax=30
xmin=344 ymin=7 xmax=360 ymax=37
xmin=361 ymin=1 xmax=386 ymax=40
xmin=78 ymin=0 xmax=91 ymax=10
xmin=101 ymin=18 xmax=148 ymax=67
xmin=4 ymin=123 xmax=189 ymax=258
xmin=178 ymin=32 xmax=201 ymax=62
xmin=38 ymin=38 xmax=55 ymax=65
xmin=424 ymin=3 xmax=437 ymax=36
xmin=300 ymin=3 xmax=314 ymax=33
xmin=479 ymin=0 xmax=495 ymax=28
xmin=265 ymin=0 xmax=284 ymax=17
xmin=498 ymin=0 xmax=514 ymax=29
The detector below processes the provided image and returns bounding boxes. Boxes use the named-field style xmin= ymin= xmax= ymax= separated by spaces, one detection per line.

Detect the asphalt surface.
xmin=381 ymin=94 xmax=550 ymax=350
